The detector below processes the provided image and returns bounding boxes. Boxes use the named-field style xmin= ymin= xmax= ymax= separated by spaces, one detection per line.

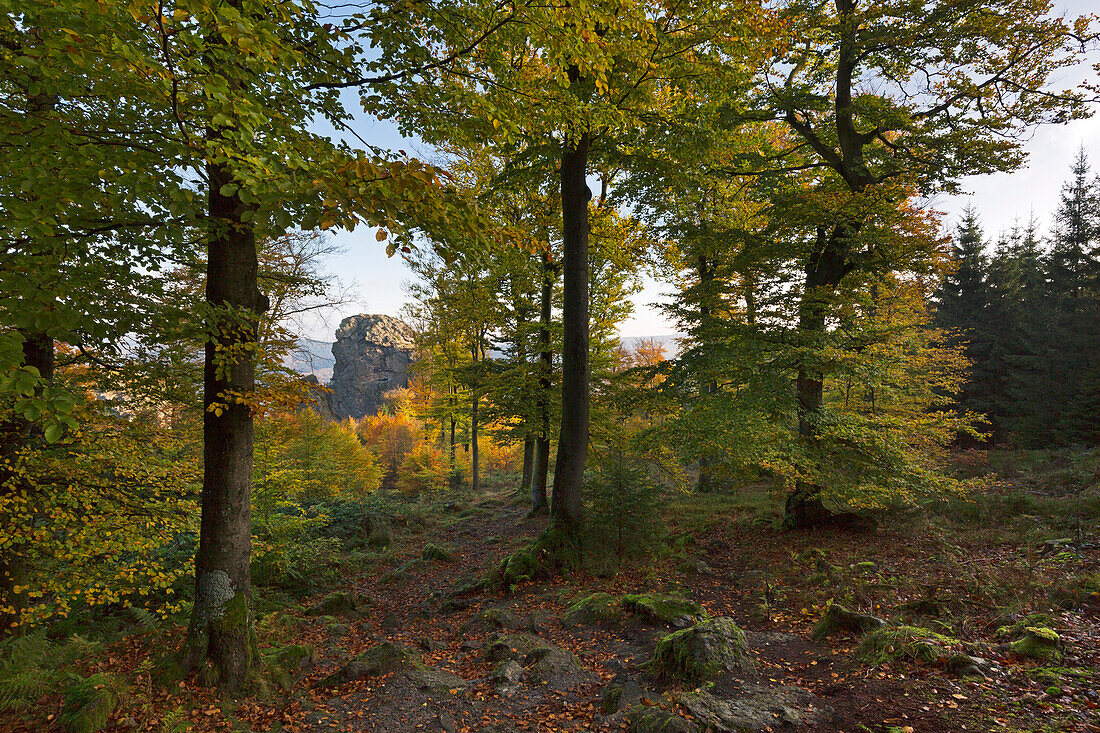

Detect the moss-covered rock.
xmin=422 ymin=543 xmax=454 ymax=563
xmin=563 ymin=593 xmax=624 ymax=626
xmin=264 ymin=644 xmax=318 ymax=691
xmin=494 ymin=549 xmax=539 ymax=588
xmin=622 ymin=593 xmax=706 ymax=628
xmin=460 ymin=607 xmax=520 ymax=636
xmin=599 ymin=679 xmax=644 ymax=715
xmin=406 ymin=666 xmax=470 ymax=693
xmin=319 ymin=642 xmax=416 ymax=687
xmin=484 ymin=632 xmax=545 ymax=663
xmin=272 ymin=643 xmax=316 ymax=672
xmin=680 ymin=685 xmax=832 ymax=730
xmin=628 ymin=706 xmax=700 ymax=733
xmin=994 ymin=612 xmax=1055 ymax=640
xmin=1009 ymin=626 xmax=1061 ymax=661
xmin=857 ymin=625 xmax=959 ymax=665
xmin=60 ymin=673 xmax=120 ymax=733
xmin=811 ymin=601 xmax=886 ymax=641
xmin=307 ymin=591 xmax=371 ymax=618
xmin=650 ymin=617 xmax=754 ymax=682
xmin=525 ymin=645 xmax=582 ymax=685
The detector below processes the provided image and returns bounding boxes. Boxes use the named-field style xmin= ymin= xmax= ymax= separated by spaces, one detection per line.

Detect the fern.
xmin=0 ymin=633 xmax=100 ymax=712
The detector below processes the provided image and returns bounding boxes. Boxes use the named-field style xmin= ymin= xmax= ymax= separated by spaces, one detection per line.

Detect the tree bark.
xmin=470 ymin=343 xmax=480 ymax=494
xmin=696 ymin=255 xmax=716 ymax=493
xmin=183 ymin=157 xmax=261 ymax=690
xmin=531 ymin=250 xmax=555 ymax=514
xmin=785 ymin=224 xmax=857 ymax=528
xmin=550 ymin=130 xmax=591 ymax=539
xmin=520 ymin=436 xmax=535 ymax=495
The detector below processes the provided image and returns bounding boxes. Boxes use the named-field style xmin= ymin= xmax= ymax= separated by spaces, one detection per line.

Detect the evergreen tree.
xmin=935 ymin=208 xmax=993 ymax=442
xmin=1046 ymin=147 xmax=1100 ymax=444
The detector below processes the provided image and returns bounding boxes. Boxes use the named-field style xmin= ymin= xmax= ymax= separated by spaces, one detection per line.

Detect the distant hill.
xmin=282 ymin=334 xmax=683 ymax=382
xmin=284 ymin=338 xmax=335 ymax=382
xmin=621 ymin=334 xmax=682 ymax=357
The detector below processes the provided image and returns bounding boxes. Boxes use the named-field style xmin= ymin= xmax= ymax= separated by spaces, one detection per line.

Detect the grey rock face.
xmin=328 ymin=314 xmax=415 ymax=418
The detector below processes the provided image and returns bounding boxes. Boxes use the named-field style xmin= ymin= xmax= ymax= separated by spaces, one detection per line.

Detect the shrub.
xmin=584 ymin=443 xmax=666 ymax=565
xmin=396 ymin=443 xmax=450 ymax=496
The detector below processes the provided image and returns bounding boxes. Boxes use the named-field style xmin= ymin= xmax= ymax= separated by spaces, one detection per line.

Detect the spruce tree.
xmin=1046 ymin=147 xmax=1100 ymax=444
xmin=935 ymin=208 xmax=992 ymax=443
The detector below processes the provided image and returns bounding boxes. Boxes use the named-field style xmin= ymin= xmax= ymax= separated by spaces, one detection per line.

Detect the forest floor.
xmin=11 ymin=452 xmax=1100 ymax=733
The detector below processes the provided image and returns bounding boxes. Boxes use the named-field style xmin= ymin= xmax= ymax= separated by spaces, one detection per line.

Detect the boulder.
xmin=319 ymin=642 xmax=416 ymax=687
xmin=406 ymin=666 xmax=470 ymax=693
xmin=307 ymin=591 xmax=371 ymax=618
xmin=681 ymin=685 xmax=832 ymax=731
xmin=650 ymin=618 xmax=755 ymax=682
xmin=491 ymin=660 xmax=525 ymax=686
xmin=563 ymin=592 xmax=624 ymax=626
xmin=599 ymin=679 xmax=645 ymax=715
xmin=856 ymin=625 xmax=959 ymax=665
xmin=810 ymin=601 xmax=886 ymax=640
xmin=327 ymin=314 xmax=415 ymax=419
xmin=1008 ymin=626 xmax=1061 ymax=661
xmin=460 ymin=607 xmax=520 ymax=636
xmin=622 ymin=593 xmax=706 ymax=627
xmin=525 ymin=645 xmax=583 ymax=685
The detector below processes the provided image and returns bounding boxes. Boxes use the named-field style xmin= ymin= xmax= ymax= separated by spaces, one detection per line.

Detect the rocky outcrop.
xmin=327 ymin=314 xmax=415 ymax=419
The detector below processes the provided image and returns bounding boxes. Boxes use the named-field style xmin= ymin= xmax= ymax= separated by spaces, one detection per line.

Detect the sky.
xmin=303 ymin=2 xmax=1100 ymax=342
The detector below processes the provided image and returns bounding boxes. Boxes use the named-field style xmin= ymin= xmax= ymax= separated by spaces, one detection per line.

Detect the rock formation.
xmin=327 ymin=314 xmax=415 ymax=419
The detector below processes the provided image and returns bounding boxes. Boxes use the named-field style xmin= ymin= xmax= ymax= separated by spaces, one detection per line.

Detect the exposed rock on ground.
xmin=650 ymin=617 xmax=755 ymax=682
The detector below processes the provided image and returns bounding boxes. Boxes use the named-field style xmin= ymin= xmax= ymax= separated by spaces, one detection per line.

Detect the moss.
xmin=995 ymin=612 xmax=1055 ymax=639
xmin=562 ymin=592 xmax=624 ymax=626
xmin=1045 ymin=685 xmax=1063 ymax=696
xmin=811 ymin=600 xmax=886 ymax=641
xmin=320 ymin=642 xmax=416 ymax=687
xmin=1009 ymin=627 xmax=1062 ymax=661
xmin=650 ymin=617 xmax=754 ymax=682
xmin=494 ymin=549 xmax=539 ymax=588
xmin=484 ymin=632 xmax=544 ymax=663
xmin=628 ymin=705 xmax=700 ymax=733
xmin=307 ymin=591 xmax=370 ymax=618
xmin=60 ymin=673 xmax=120 ymax=733
xmin=459 ymin=607 xmax=519 ymax=636
xmin=857 ymin=625 xmax=959 ymax=665
xmin=622 ymin=593 xmax=706 ymax=627
xmin=422 ymin=543 xmax=454 ymax=562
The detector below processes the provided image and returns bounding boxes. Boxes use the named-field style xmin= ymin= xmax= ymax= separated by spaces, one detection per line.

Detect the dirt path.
xmin=237 ymin=491 xmax=1098 ymax=733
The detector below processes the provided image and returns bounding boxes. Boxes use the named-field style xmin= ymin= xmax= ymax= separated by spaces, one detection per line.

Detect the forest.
xmin=1 ymin=0 xmax=1099 ymax=731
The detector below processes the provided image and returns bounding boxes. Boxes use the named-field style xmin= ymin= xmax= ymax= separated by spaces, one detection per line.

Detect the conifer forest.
xmin=2 ymin=0 xmax=1100 ymax=731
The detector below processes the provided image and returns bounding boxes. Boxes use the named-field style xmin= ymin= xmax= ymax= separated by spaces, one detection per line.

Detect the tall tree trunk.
xmin=520 ymin=436 xmax=535 ymax=495
xmin=785 ymin=225 xmax=856 ymax=529
xmin=183 ymin=157 xmax=262 ymax=689
xmin=550 ymin=130 xmax=591 ymax=540
xmin=696 ymin=255 xmax=716 ymax=493
xmin=470 ymin=343 xmax=480 ymax=494
xmin=0 ymin=76 xmax=58 ymax=630
xmin=531 ymin=250 xmax=554 ymax=514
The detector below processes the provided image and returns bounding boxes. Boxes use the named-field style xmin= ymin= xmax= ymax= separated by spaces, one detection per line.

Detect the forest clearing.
xmin=3 ymin=0 xmax=1100 ymax=731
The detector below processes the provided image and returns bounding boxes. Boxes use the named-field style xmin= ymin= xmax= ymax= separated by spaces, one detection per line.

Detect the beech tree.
xmin=4 ymin=0 xmax=481 ymax=687
xmin=374 ymin=0 xmax=769 ymax=557
xmin=739 ymin=0 xmax=1095 ymax=526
